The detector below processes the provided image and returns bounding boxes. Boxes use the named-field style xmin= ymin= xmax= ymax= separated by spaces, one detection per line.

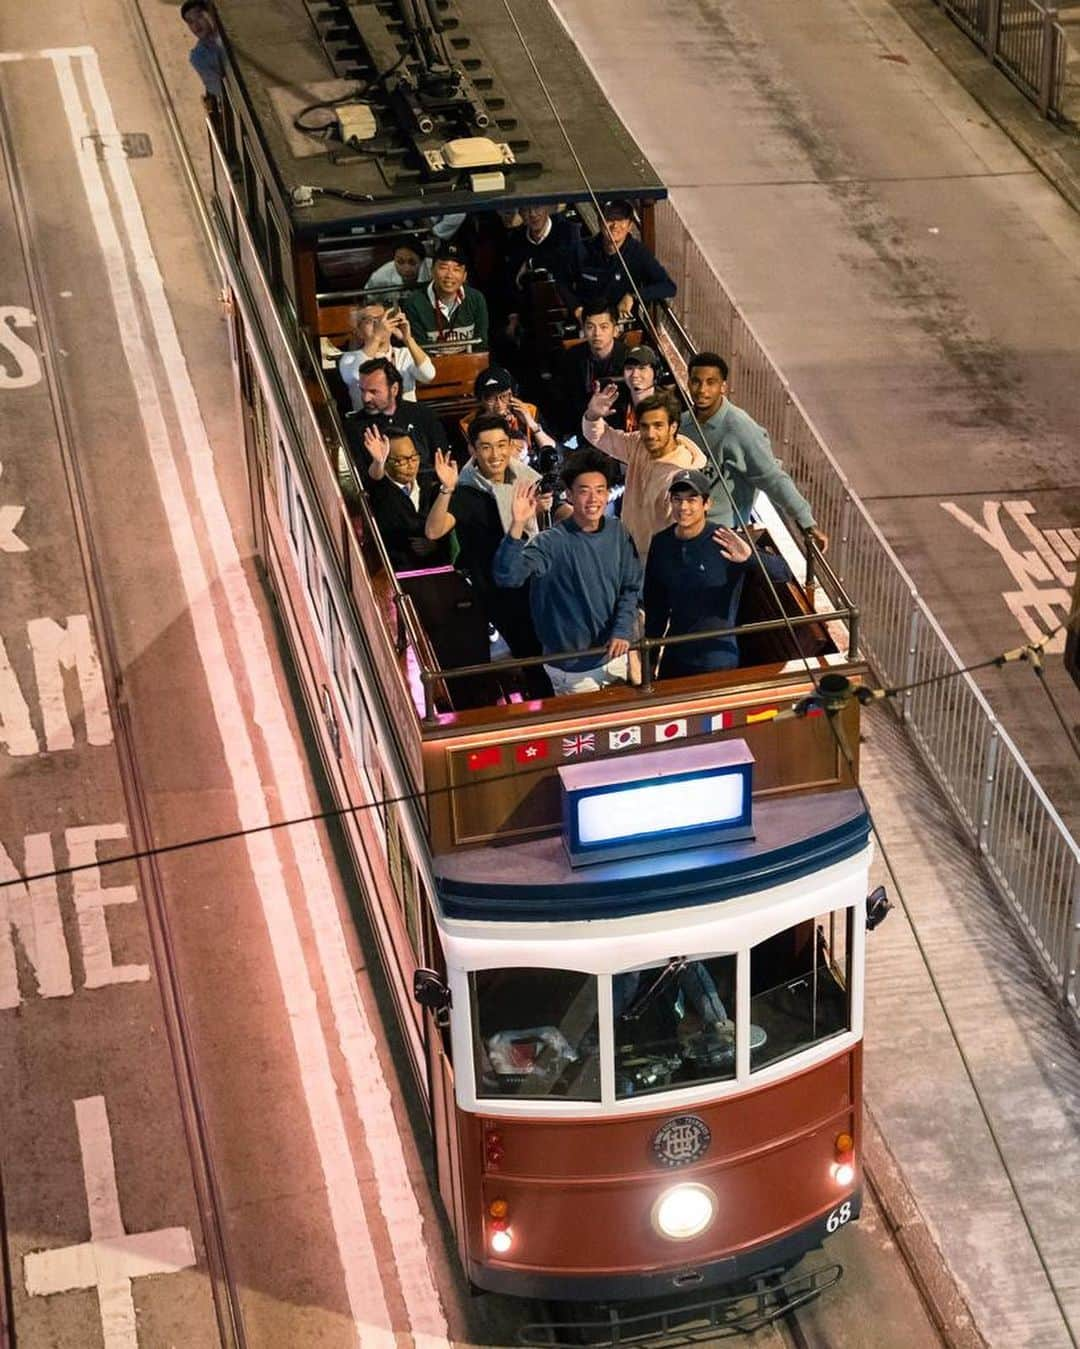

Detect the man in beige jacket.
xmin=582 ymin=386 xmax=707 ymax=559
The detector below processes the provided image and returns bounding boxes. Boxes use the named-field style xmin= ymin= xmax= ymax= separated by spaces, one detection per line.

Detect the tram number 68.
xmin=826 ymin=1202 xmax=852 ymax=1233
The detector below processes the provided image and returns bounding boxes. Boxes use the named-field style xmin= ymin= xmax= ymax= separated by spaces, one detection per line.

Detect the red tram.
xmin=204 ymin=0 xmax=881 ymax=1313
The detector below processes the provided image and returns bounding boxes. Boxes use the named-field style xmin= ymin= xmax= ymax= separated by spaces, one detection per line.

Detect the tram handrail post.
xmin=901 ymin=602 xmax=921 ymax=725
xmin=984 ymin=0 xmax=1002 ymax=59
xmin=1067 ymin=862 xmax=1080 ymax=1015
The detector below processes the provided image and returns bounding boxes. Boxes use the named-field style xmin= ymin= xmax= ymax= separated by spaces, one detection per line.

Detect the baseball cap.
xmin=474 ymin=366 xmax=513 ymax=397
xmin=624 ymin=345 xmax=659 ymax=368
xmin=433 ymin=240 xmax=467 ymax=263
xmin=667 ymin=469 xmax=712 ymax=498
xmin=601 ymin=199 xmax=634 ymax=221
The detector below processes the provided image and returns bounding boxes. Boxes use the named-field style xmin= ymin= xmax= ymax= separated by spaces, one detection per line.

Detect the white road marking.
xmin=46 ymin=51 xmax=398 ymax=1346
xmin=0 ymin=833 xmax=74 ymax=1007
xmin=27 ymin=614 xmax=113 ymax=749
xmin=0 ymin=304 xmax=41 ymax=387
xmin=0 ymin=628 xmax=38 ymax=754
xmin=66 ymin=823 xmax=150 ymax=988
xmin=23 ymin=1095 xmax=197 ymax=1349
xmin=0 ymin=461 xmax=29 ymax=552
xmin=40 ymin=47 xmax=449 ymax=1344
xmin=79 ymin=50 xmax=451 ymax=1347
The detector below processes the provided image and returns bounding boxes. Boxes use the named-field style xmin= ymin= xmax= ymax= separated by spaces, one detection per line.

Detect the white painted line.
xmin=48 ymin=53 xmax=398 ymax=1346
xmin=24 ymin=1096 xmax=196 ymax=1349
xmin=78 ymin=51 xmax=450 ymax=1346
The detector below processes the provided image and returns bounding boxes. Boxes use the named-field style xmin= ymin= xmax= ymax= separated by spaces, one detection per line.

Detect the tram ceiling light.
xmin=652 ymin=1184 xmax=717 ymax=1242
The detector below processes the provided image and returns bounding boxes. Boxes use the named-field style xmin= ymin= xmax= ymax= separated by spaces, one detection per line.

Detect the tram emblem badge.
xmin=652 ymin=1115 xmax=712 ymax=1168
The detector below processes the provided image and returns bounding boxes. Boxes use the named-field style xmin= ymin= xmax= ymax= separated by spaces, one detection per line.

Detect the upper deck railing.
xmin=651 ymin=199 xmax=1079 ymax=1022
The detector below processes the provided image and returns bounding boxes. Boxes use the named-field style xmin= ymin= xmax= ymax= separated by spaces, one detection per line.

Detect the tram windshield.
xmin=749 ymin=908 xmax=852 ymax=1070
xmin=613 ymin=955 xmax=737 ymax=1099
xmin=471 ymin=968 xmax=600 ymax=1101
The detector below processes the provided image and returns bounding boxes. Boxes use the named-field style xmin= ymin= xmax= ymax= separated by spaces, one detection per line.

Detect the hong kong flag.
xmin=467 ymin=746 xmax=501 ymax=772
xmin=515 ymin=739 xmax=549 ymax=764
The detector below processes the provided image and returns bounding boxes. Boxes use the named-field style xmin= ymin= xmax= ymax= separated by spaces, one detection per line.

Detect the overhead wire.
xmin=494 ymin=1 xmax=1080 ymax=1337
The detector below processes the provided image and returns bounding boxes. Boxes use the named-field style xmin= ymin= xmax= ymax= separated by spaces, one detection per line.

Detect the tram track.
xmin=0 ymin=79 xmax=246 ymax=1349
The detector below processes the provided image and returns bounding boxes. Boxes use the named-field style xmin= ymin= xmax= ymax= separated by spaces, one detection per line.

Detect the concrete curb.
xmin=887 ymin=0 xmax=1080 ymax=215
xmin=862 ymin=1103 xmax=987 ymax=1349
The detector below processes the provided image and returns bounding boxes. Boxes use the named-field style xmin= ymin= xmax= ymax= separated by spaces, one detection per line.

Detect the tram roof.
xmin=432 ymin=790 xmax=871 ymax=924
xmin=214 ymin=0 xmax=666 ymax=235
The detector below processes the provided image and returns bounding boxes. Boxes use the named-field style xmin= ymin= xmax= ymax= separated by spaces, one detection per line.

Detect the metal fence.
xmin=931 ymin=0 xmax=1067 ymax=118
xmin=653 ymin=199 xmax=1080 ymax=1023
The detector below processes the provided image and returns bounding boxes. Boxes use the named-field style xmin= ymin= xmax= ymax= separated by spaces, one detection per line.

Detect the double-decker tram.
xmin=203 ymin=0 xmax=887 ymax=1329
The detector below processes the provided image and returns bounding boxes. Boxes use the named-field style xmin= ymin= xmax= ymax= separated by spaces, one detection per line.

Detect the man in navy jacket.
xmin=644 ymin=470 xmax=791 ymax=679
xmin=573 ymin=200 xmax=676 ymax=322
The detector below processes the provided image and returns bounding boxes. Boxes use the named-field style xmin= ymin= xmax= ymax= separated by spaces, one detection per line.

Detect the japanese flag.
xmin=653 ymin=719 xmax=687 ymax=743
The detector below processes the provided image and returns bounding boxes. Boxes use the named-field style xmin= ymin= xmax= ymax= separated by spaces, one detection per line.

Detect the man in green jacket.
xmin=403 ymin=240 xmax=489 ymax=349
xmin=679 ymin=352 xmax=828 ymax=553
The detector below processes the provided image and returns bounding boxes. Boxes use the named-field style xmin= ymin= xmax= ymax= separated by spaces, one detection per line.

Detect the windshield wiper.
xmin=618 ymin=957 xmax=687 ymax=1023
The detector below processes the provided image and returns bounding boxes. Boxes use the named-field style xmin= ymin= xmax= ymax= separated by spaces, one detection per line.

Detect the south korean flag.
xmin=608 ymin=725 xmax=642 ymax=751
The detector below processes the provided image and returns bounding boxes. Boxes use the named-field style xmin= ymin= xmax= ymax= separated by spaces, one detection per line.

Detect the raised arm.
xmin=424 ymin=450 xmax=459 ymax=539
xmin=581 ymin=385 xmax=633 ymax=463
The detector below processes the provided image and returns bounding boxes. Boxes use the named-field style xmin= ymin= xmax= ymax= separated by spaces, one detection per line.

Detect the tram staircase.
xmin=650 ymin=201 xmax=1080 ymax=1028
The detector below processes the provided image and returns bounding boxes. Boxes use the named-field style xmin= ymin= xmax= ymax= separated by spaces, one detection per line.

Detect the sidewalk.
xmin=859 ymin=702 xmax=1080 ymax=1347
xmin=890 ymin=0 xmax=1080 ymax=210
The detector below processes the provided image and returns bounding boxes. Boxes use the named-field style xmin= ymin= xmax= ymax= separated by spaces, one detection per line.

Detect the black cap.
xmin=667 ymin=469 xmax=712 ymax=498
xmin=624 ymin=345 xmax=659 ymax=368
xmin=433 ymin=240 xmax=467 ymax=264
xmin=601 ymin=199 xmax=634 ymax=221
xmin=474 ymin=366 xmax=513 ymax=397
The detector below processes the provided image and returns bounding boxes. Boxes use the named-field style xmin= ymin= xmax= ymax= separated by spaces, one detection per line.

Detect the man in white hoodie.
xmin=581 ymin=387 xmax=707 ymax=560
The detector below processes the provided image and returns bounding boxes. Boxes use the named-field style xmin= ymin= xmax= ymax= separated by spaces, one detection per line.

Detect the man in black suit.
xmin=345 ymin=357 xmax=448 ymax=472
xmin=362 ymin=425 xmax=450 ymax=572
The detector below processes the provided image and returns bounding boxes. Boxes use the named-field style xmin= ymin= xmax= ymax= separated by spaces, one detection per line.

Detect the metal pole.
xmin=901 ymin=603 xmax=921 ymax=724
xmin=1038 ymin=7 xmax=1059 ymax=118
xmin=984 ymin=0 xmax=1003 ymax=60
xmin=977 ymin=726 xmax=1000 ymax=851
xmin=1066 ymin=861 xmax=1079 ymax=1019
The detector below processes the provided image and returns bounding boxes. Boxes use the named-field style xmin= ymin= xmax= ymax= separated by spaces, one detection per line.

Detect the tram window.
xmin=471 ymin=968 xmax=600 ymax=1102
xmin=613 ymin=956 xmax=736 ymax=1099
xmin=324 ymin=585 xmax=352 ymax=729
xmin=351 ymin=669 xmax=385 ymax=832
xmin=749 ymin=908 xmax=852 ymax=1072
xmin=299 ymin=509 xmax=323 ymax=632
xmin=280 ymin=449 xmax=296 ymax=546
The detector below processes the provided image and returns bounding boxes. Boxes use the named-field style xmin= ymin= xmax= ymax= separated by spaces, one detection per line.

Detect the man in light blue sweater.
xmin=493 ymin=449 xmax=643 ymax=695
xmin=680 ymin=352 xmax=829 ymax=554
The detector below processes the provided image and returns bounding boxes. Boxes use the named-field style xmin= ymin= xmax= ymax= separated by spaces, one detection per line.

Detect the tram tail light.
xmin=832 ymin=1131 xmax=856 ymax=1187
xmin=487 ymin=1198 xmax=513 ymax=1253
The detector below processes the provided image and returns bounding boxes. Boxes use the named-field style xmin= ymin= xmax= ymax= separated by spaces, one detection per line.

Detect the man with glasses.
xmin=493 ymin=448 xmax=643 ymax=695
xmin=362 ymin=426 xmax=448 ymax=572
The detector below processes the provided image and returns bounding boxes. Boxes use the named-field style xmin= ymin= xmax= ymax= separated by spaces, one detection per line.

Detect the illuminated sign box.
xmin=558 ymin=740 xmax=754 ymax=867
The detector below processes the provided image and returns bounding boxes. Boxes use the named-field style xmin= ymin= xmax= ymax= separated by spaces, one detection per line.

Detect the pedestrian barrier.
xmin=931 ymin=0 xmax=1067 ymax=118
xmin=653 ymin=199 xmax=1080 ymax=1023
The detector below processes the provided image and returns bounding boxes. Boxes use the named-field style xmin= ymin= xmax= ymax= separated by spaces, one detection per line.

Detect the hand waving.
xmin=711 ymin=526 xmax=752 ymax=563
xmin=433 ymin=448 xmax=459 ymax=493
xmin=363 ymin=424 xmax=391 ymax=466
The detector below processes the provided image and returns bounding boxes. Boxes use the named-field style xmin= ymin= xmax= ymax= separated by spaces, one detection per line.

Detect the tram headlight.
xmin=651 ymin=1184 xmax=717 ymax=1242
xmin=490 ymin=1228 xmax=513 ymax=1255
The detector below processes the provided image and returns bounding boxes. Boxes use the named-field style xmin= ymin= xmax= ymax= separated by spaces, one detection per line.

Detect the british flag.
xmin=562 ymin=732 xmax=596 ymax=757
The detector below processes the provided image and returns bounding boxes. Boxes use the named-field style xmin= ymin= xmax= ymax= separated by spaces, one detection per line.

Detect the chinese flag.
xmin=467 ymin=746 xmax=501 ymax=771
xmin=515 ymin=739 xmax=549 ymax=764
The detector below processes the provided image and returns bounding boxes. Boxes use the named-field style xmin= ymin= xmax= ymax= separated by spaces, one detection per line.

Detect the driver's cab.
xmin=450 ymin=890 xmax=862 ymax=1116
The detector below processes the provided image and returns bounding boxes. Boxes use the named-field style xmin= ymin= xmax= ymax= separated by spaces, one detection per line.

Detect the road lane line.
xmin=77 ymin=49 xmax=451 ymax=1346
xmin=45 ymin=51 xmax=397 ymax=1345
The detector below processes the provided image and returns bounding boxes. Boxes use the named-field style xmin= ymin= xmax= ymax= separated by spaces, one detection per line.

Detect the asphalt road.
xmin=550 ymin=0 xmax=1080 ymax=838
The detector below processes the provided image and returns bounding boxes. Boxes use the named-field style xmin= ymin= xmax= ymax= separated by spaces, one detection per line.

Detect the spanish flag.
xmin=746 ymin=707 xmax=779 ymax=724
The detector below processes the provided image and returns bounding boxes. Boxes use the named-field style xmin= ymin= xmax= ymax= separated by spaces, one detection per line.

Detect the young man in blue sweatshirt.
xmin=644 ymin=470 xmax=792 ymax=679
xmin=493 ymin=449 xmax=643 ymax=695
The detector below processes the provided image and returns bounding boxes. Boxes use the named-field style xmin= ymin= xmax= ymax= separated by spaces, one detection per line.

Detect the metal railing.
xmin=653 ymin=199 xmax=1080 ymax=1022
xmin=932 ymin=0 xmax=1067 ymax=118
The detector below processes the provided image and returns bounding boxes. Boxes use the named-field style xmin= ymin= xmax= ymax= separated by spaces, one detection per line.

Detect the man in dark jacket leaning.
xmin=493 ymin=448 xmax=643 ymax=695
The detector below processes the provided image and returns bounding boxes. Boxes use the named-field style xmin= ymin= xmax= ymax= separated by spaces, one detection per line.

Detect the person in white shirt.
xmin=338 ymin=300 xmax=436 ymax=407
xmin=364 ymin=235 xmax=432 ymax=301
